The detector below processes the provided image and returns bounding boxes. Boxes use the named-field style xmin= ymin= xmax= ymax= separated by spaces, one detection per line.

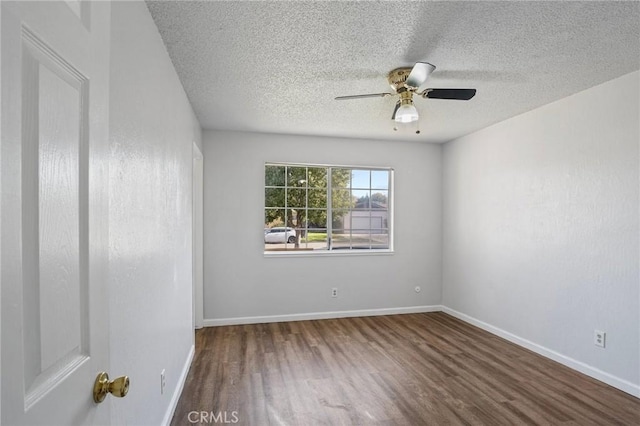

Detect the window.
xmin=264 ymin=163 xmax=392 ymax=253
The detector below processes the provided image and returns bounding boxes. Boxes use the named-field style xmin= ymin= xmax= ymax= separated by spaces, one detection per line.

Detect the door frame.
xmin=192 ymin=142 xmax=204 ymax=330
xmin=0 ymin=4 xmax=3 ymax=419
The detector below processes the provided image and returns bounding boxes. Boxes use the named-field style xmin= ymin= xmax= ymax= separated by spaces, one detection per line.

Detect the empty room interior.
xmin=1 ymin=1 xmax=639 ymax=425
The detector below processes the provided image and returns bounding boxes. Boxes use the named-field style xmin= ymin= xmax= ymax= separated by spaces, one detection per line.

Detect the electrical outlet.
xmin=160 ymin=369 xmax=166 ymax=394
xmin=331 ymin=288 xmax=338 ymax=298
xmin=594 ymin=330 xmax=606 ymax=348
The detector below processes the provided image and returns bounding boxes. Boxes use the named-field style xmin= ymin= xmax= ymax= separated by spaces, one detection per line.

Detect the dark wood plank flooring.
xmin=171 ymin=312 xmax=640 ymax=425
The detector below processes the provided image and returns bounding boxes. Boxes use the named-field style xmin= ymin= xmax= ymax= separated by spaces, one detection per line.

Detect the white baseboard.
xmin=162 ymin=344 xmax=195 ymax=426
xmin=203 ymin=305 xmax=442 ymax=327
xmin=441 ymin=306 xmax=640 ymax=398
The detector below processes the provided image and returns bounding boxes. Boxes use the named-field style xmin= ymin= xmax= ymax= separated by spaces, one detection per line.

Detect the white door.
xmin=1 ymin=1 xmax=112 ymax=424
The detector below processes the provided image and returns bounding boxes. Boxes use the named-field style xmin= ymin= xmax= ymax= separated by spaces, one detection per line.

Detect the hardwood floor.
xmin=171 ymin=313 xmax=640 ymax=425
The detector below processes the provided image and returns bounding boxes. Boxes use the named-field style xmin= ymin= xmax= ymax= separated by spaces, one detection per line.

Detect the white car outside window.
xmin=264 ymin=227 xmax=297 ymax=243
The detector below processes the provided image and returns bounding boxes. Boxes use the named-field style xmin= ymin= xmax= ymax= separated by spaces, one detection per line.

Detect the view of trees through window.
xmin=264 ymin=163 xmax=391 ymax=252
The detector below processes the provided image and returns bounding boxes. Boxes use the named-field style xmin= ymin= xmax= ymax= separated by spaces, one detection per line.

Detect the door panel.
xmin=23 ymin=27 xmax=88 ymax=407
xmin=1 ymin=1 xmax=110 ymax=424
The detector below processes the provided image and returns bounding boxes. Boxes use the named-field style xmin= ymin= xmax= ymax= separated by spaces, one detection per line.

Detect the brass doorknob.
xmin=93 ymin=372 xmax=130 ymax=403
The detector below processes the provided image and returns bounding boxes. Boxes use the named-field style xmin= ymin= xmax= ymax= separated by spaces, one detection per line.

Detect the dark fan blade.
xmin=405 ymin=62 xmax=436 ymax=89
xmin=424 ymin=88 xmax=476 ymax=100
xmin=335 ymin=93 xmax=393 ymax=100
xmin=391 ymin=101 xmax=401 ymax=120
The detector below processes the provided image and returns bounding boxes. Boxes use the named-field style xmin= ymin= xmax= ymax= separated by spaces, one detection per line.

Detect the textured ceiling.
xmin=146 ymin=1 xmax=639 ymax=143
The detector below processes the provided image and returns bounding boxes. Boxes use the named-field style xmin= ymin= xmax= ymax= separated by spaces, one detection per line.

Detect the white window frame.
xmin=264 ymin=162 xmax=394 ymax=257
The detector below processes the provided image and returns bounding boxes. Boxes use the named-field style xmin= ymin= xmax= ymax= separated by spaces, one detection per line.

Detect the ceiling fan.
xmin=335 ymin=62 xmax=476 ymax=133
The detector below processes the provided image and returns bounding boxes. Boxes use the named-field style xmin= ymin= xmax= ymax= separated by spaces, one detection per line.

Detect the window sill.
xmin=264 ymin=249 xmax=394 ymax=258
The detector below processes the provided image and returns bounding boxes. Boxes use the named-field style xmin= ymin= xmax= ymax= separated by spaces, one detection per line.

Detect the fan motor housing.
xmin=387 ymin=67 xmax=413 ymax=91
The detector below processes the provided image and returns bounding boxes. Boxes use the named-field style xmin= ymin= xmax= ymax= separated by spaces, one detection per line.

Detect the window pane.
xmin=349 ymin=214 xmax=371 ymax=230
xmin=371 ymin=228 xmax=388 ymax=235
xmin=351 ymin=169 xmax=370 ymax=189
xmin=370 ymin=231 xmax=389 ymax=249
xmin=350 ymin=230 xmax=372 ymax=249
xmin=331 ymin=168 xmax=350 ymax=189
xmin=264 ymin=208 xmax=285 ymax=228
xmin=265 ymin=165 xmax=285 ymax=186
xmin=332 ymin=210 xmax=348 ymax=229
xmin=332 ymin=189 xmax=353 ymax=209
xmin=286 ymin=188 xmax=306 ymax=208
xmin=306 ymin=209 xmax=327 ymax=229
xmin=371 ymin=170 xmax=389 ymax=190
xmin=307 ymin=167 xmax=327 ymax=188
xmin=287 ymin=166 xmax=307 ymax=188
xmin=331 ymin=230 xmax=351 ymax=250
xmin=294 ymin=209 xmax=308 ymax=228
xmin=308 ymin=188 xmax=327 ymax=206
xmin=264 ymin=225 xmax=297 ymax=250
xmin=371 ymin=191 xmax=388 ymax=209
xmin=301 ymin=229 xmax=328 ymax=250
xmin=352 ymin=190 xmax=370 ymax=209
xmin=265 ymin=188 xmax=285 ymax=207
xmin=286 ymin=208 xmax=302 ymax=227
xmin=369 ymin=213 xmax=386 ymax=229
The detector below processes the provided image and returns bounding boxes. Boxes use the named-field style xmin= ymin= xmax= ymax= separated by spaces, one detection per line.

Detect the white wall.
xmin=203 ymin=131 xmax=442 ymax=323
xmin=109 ymin=2 xmax=202 ymax=424
xmin=443 ymin=71 xmax=639 ymax=394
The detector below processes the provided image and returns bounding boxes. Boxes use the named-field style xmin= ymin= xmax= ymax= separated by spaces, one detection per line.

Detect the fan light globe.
xmin=395 ymin=104 xmax=419 ymax=123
